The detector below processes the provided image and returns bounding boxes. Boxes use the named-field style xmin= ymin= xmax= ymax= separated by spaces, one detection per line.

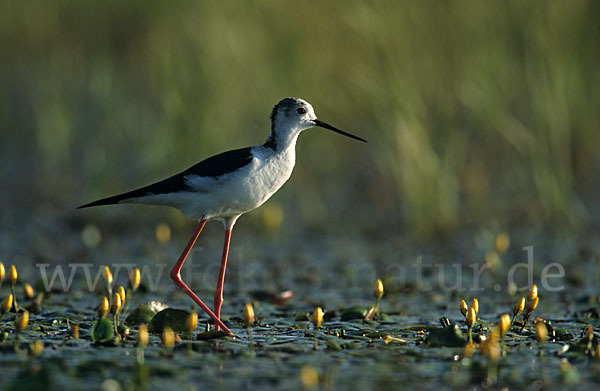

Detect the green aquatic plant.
xmin=535 ymin=319 xmax=547 ymax=356
xmin=123 ymin=267 xmax=141 ymax=315
xmin=112 ymin=292 xmax=122 ymax=339
xmin=23 ymin=283 xmax=34 ymax=301
xmin=521 ymin=296 xmax=539 ymax=331
xmin=14 ymin=310 xmax=29 ymax=351
xmin=498 ymin=314 xmax=510 ymax=355
xmin=0 ymin=294 xmax=13 ymax=323
xmin=102 ymin=266 xmax=113 ymax=306
xmin=0 ymin=262 xmax=5 ymax=292
xmin=92 ymin=296 xmax=115 ymax=345
xmin=185 ymin=311 xmax=197 ymax=355
xmin=161 ymin=326 xmax=175 ymax=357
xmin=511 ymin=297 xmax=525 ymax=326
xmin=137 ymin=324 xmax=148 ymax=365
xmin=466 ymin=307 xmax=476 ymax=344
xmin=243 ymin=302 xmax=255 ymax=352
xmin=312 ymin=307 xmax=323 ymax=350
xmin=459 ymin=299 xmax=468 ymax=319
xmin=8 ymin=265 xmax=17 ymax=311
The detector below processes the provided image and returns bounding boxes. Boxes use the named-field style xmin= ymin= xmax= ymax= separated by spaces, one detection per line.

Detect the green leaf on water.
xmin=294 ymin=312 xmax=310 ymax=321
xmin=91 ymin=318 xmax=114 ymax=343
xmin=148 ymin=308 xmax=190 ymax=333
xmin=425 ymin=325 xmax=467 ymax=347
xmin=125 ymin=301 xmax=169 ymax=325
xmin=326 ymin=339 xmax=343 ymax=351
xmin=341 ymin=306 xmax=366 ymax=321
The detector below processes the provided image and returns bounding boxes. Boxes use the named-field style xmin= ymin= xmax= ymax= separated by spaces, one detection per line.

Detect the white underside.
xmin=122 ymin=143 xmax=297 ymax=230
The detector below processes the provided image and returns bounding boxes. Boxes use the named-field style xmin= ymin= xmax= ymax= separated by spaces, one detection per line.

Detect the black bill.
xmin=313 ymin=119 xmax=367 ymax=143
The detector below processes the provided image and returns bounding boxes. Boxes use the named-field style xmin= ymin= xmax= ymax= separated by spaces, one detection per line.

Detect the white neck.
xmin=264 ymin=122 xmax=303 ymax=152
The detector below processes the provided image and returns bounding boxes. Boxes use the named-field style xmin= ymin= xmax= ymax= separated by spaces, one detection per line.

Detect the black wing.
xmin=77 ymin=147 xmax=254 ymax=208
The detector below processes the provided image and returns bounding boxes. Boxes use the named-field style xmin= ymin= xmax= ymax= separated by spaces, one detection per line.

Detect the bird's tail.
xmin=78 ymin=169 xmax=190 ymax=209
xmin=77 ymin=188 xmax=148 ymax=209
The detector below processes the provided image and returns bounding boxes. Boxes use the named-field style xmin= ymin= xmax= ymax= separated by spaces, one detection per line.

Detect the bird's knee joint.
xmin=214 ymin=295 xmax=223 ymax=306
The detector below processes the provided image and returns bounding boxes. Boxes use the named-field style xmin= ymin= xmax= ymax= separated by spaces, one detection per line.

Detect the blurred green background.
xmin=1 ymin=0 xmax=599 ymax=238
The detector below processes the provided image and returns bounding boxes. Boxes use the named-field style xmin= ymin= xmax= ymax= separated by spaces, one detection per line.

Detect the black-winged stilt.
xmin=78 ymin=97 xmax=367 ymax=334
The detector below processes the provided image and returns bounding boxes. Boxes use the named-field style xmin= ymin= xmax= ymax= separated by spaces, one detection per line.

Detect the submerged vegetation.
xmin=2 ymin=242 xmax=600 ymax=390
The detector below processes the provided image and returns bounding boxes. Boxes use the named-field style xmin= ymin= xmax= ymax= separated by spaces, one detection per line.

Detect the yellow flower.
xmin=527 ymin=284 xmax=538 ymax=302
xmin=112 ymin=293 xmax=122 ymax=314
xmin=97 ymin=296 xmax=110 ymax=318
xmin=466 ymin=307 xmax=476 ymax=328
xmin=470 ymin=298 xmax=479 ymax=315
xmin=374 ymin=279 xmax=384 ymax=300
xmin=498 ymin=314 xmax=511 ymax=336
xmin=243 ymin=302 xmax=255 ymax=326
xmin=480 ymin=329 xmax=500 ymax=362
xmin=1 ymin=294 xmax=13 ymax=314
xmin=526 ymin=296 xmax=539 ymax=314
xmin=23 ymin=283 xmax=34 ymax=300
xmin=513 ymin=297 xmax=526 ymax=317
xmin=535 ymin=320 xmax=547 ymax=344
xmin=312 ymin=307 xmax=324 ymax=329
xmin=299 ymin=366 xmax=319 ymax=388
xmin=117 ymin=286 xmax=126 ymax=304
xmin=495 ymin=232 xmax=510 ymax=254
xmin=30 ymin=339 xmax=44 ymax=357
xmin=129 ymin=268 xmax=141 ymax=291
xmin=186 ymin=311 xmax=198 ymax=332
xmin=459 ymin=300 xmax=468 ymax=317
xmin=8 ymin=265 xmax=17 ymax=285
xmin=487 ymin=326 xmax=500 ymax=343
xmin=102 ymin=266 xmax=113 ymax=287
xmin=138 ymin=324 xmax=149 ymax=348
xmin=161 ymin=326 xmax=175 ymax=348
xmin=155 ymin=223 xmax=172 ymax=244
xmin=16 ymin=310 xmax=29 ymax=332
xmin=462 ymin=342 xmax=476 ymax=358
xmin=72 ymin=324 xmax=80 ymax=339
xmin=0 ymin=262 xmax=5 ymax=282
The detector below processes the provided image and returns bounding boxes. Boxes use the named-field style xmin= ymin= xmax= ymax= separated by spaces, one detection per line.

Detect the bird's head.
xmin=268 ymin=97 xmax=367 ymax=148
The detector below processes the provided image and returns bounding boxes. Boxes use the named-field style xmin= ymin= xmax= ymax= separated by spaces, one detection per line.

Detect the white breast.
xmin=147 ymin=145 xmax=296 ymax=221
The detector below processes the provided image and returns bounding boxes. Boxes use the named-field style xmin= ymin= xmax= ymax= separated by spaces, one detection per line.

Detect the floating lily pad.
xmin=341 ymin=306 xmax=366 ymax=321
xmin=148 ymin=308 xmax=190 ymax=333
xmin=326 ymin=339 xmax=343 ymax=351
xmin=91 ymin=317 xmax=114 ymax=344
xmin=294 ymin=312 xmax=310 ymax=321
xmin=425 ymin=325 xmax=467 ymax=347
xmin=555 ymin=328 xmax=574 ymax=340
xmin=125 ymin=301 xmax=169 ymax=325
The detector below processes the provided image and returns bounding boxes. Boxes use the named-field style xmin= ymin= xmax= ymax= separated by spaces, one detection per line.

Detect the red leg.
xmin=214 ymin=229 xmax=232 ymax=331
xmin=170 ymin=218 xmax=232 ymax=334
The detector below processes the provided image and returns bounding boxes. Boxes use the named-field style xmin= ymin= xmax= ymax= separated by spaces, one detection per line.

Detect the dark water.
xmin=1 ymin=213 xmax=599 ymax=391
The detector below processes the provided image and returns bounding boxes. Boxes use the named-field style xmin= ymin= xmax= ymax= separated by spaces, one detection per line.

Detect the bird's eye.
xmin=296 ymin=107 xmax=307 ymax=115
